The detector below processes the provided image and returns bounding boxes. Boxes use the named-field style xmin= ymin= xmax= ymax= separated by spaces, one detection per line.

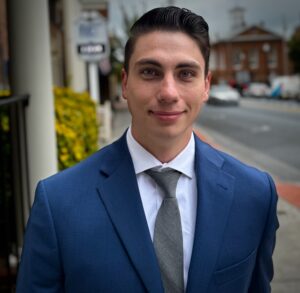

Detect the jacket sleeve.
xmin=16 ymin=181 xmax=64 ymax=293
xmin=248 ymin=173 xmax=279 ymax=293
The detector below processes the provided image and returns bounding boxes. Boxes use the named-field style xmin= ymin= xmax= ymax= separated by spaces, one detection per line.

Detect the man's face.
xmin=122 ymin=31 xmax=211 ymax=149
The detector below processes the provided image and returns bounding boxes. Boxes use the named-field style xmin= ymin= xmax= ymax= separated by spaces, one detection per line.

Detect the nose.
xmin=157 ymin=74 xmax=179 ymax=103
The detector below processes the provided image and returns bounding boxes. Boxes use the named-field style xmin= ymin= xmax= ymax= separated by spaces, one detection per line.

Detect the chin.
xmin=154 ymin=126 xmax=190 ymax=140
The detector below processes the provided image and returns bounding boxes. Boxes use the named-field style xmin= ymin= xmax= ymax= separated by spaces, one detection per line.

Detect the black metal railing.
xmin=0 ymin=94 xmax=30 ymax=292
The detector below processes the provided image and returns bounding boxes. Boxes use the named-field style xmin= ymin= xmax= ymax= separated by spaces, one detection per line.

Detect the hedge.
xmin=54 ymin=87 xmax=98 ymax=170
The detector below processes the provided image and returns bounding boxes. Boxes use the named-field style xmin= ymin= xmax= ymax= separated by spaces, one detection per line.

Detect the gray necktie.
xmin=146 ymin=168 xmax=184 ymax=293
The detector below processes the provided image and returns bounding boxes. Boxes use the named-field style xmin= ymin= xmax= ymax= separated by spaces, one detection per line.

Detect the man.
xmin=17 ymin=6 xmax=279 ymax=293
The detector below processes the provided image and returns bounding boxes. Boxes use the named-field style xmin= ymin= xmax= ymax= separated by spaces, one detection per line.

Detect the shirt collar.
xmin=126 ymin=126 xmax=195 ymax=178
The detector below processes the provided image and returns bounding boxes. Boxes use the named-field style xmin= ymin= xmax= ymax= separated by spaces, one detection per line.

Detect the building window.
xmin=219 ymin=51 xmax=226 ymax=70
xmin=248 ymin=48 xmax=258 ymax=69
xmin=210 ymin=50 xmax=217 ymax=70
xmin=268 ymin=47 xmax=277 ymax=69
xmin=232 ymin=49 xmax=244 ymax=70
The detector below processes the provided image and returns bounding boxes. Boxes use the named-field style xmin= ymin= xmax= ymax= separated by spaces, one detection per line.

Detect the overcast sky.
xmin=108 ymin=0 xmax=300 ymax=41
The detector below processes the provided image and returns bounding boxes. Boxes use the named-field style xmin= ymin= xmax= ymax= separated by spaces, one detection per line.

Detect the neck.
xmin=131 ymin=129 xmax=192 ymax=163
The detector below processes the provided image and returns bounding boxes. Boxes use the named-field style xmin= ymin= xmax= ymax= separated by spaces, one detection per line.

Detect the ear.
xmin=203 ymin=71 xmax=212 ymax=102
xmin=121 ymin=68 xmax=128 ymax=100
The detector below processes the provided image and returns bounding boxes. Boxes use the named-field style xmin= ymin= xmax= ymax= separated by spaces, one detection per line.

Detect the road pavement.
xmin=197 ymin=99 xmax=300 ymax=181
xmin=108 ymin=103 xmax=300 ymax=293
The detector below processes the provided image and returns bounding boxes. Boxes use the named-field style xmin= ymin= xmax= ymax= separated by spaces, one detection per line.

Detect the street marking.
xmin=251 ymin=124 xmax=271 ymax=133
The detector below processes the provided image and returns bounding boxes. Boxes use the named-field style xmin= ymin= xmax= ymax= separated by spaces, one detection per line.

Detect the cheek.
xmin=126 ymin=92 xmax=149 ymax=115
xmin=128 ymin=85 xmax=154 ymax=105
xmin=185 ymin=90 xmax=205 ymax=107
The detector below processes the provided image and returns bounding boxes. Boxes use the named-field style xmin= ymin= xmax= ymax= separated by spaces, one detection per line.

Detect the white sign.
xmin=75 ymin=11 xmax=109 ymax=62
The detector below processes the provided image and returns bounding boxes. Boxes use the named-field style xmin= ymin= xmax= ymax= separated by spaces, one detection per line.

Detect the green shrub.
xmin=54 ymin=87 xmax=98 ymax=170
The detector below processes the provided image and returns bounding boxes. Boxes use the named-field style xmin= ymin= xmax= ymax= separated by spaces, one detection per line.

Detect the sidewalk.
xmin=108 ymin=108 xmax=300 ymax=292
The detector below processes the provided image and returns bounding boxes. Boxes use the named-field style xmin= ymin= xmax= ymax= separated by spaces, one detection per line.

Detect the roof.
xmin=213 ymin=25 xmax=283 ymax=44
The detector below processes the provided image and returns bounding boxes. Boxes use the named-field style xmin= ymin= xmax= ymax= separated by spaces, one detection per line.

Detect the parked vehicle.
xmin=270 ymin=75 xmax=300 ymax=100
xmin=208 ymin=85 xmax=240 ymax=106
xmin=243 ymin=82 xmax=271 ymax=98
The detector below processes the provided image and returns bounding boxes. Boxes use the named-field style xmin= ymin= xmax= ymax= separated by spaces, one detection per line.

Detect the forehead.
xmin=130 ymin=31 xmax=205 ymax=68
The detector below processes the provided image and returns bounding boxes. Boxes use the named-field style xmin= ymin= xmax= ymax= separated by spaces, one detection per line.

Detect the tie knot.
xmin=145 ymin=168 xmax=181 ymax=198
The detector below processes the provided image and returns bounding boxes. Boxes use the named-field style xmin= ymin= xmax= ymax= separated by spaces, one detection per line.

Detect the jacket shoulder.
xmin=195 ymin=135 xmax=276 ymax=197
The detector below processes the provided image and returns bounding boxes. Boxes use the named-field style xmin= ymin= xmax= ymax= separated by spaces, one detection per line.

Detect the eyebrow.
xmin=135 ymin=59 xmax=161 ymax=68
xmin=176 ymin=62 xmax=201 ymax=70
xmin=135 ymin=58 xmax=201 ymax=70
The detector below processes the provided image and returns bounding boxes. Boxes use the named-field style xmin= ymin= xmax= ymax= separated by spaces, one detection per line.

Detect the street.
xmin=197 ymin=98 xmax=300 ymax=182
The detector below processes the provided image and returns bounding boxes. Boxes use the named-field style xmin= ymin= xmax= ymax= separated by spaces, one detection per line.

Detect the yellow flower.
xmin=54 ymin=87 xmax=98 ymax=170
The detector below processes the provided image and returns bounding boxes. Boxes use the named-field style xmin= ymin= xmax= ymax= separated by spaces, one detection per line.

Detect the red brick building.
xmin=210 ymin=25 xmax=289 ymax=85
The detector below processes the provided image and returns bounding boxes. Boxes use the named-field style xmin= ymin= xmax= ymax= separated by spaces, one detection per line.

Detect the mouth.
xmin=149 ymin=110 xmax=185 ymax=122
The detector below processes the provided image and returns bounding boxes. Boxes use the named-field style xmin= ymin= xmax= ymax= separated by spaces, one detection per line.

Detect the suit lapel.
xmin=96 ymin=135 xmax=163 ymax=292
xmin=187 ymin=137 xmax=235 ymax=292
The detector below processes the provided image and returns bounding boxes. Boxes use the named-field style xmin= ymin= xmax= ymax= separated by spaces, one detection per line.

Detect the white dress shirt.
xmin=126 ymin=127 xmax=197 ymax=288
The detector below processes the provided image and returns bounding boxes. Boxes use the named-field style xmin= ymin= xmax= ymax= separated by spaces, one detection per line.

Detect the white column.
xmin=88 ymin=62 xmax=100 ymax=102
xmin=63 ymin=0 xmax=87 ymax=91
xmin=8 ymin=0 xmax=58 ymax=203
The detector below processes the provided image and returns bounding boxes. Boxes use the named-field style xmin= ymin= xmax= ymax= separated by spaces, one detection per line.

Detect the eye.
xmin=179 ymin=70 xmax=196 ymax=80
xmin=140 ymin=68 xmax=161 ymax=79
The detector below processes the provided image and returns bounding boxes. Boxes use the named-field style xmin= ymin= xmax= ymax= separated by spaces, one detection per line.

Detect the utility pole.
xmin=281 ymin=14 xmax=289 ymax=75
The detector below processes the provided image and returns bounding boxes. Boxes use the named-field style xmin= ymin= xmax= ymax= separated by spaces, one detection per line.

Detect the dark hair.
xmin=124 ymin=6 xmax=210 ymax=75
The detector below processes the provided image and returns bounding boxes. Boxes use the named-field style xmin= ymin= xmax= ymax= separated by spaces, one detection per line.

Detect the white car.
xmin=208 ymin=85 xmax=240 ymax=106
xmin=244 ymin=82 xmax=271 ymax=98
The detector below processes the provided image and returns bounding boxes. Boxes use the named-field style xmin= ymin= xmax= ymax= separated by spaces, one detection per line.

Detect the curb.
xmin=276 ymin=182 xmax=300 ymax=209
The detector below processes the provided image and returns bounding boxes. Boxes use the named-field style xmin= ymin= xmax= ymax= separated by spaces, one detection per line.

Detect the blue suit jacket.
xmin=16 ymin=132 xmax=279 ymax=292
